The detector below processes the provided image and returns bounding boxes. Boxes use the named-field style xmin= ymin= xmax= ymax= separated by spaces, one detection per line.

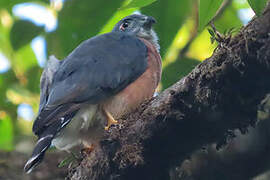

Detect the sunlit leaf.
xmin=247 ymin=0 xmax=268 ymax=16
xmin=0 ymin=114 xmax=13 ymax=151
xmin=10 ymin=20 xmax=44 ymax=50
xmin=141 ymin=0 xmax=194 ymax=57
xmin=198 ymin=0 xmax=223 ymax=32
xmin=120 ymin=0 xmax=157 ymax=10
xmin=162 ymin=18 xmax=197 ymax=69
xmin=0 ymin=10 xmax=13 ymax=59
xmin=187 ymin=29 xmax=217 ymax=61
xmin=232 ymin=0 xmax=250 ymax=9
xmin=6 ymin=84 xmax=39 ymax=105
xmin=99 ymin=8 xmax=137 ymax=34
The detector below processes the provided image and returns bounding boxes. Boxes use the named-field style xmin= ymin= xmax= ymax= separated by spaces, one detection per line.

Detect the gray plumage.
xmin=24 ymin=14 xmax=159 ymax=174
xmin=24 ymin=32 xmax=148 ymax=173
xmin=39 ymin=55 xmax=61 ymax=112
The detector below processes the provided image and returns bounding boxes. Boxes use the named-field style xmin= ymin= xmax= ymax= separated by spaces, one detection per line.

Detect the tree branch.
xmin=172 ymin=108 xmax=270 ymax=180
xmin=69 ymin=3 xmax=270 ymax=180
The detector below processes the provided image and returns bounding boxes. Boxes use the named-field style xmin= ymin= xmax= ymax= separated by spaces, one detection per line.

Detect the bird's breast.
xmin=103 ymin=38 xmax=162 ymax=119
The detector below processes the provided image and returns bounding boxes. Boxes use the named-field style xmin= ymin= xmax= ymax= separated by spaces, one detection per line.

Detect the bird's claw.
xmin=103 ymin=109 xmax=118 ymax=130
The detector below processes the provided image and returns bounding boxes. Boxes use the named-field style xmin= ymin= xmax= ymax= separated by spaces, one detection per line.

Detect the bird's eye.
xmin=120 ymin=22 xmax=129 ymax=31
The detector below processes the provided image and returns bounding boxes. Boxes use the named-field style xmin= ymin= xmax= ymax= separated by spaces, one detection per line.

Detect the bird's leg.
xmin=103 ymin=108 xmax=118 ymax=130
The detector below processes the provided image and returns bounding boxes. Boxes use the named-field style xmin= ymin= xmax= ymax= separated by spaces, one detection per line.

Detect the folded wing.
xmin=25 ymin=32 xmax=148 ymax=173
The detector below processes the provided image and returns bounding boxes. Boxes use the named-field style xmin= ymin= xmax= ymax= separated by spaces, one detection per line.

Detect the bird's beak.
xmin=143 ymin=16 xmax=156 ymax=30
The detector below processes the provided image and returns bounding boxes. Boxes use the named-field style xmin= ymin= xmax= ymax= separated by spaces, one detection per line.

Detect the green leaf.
xmin=141 ymin=0 xmax=194 ymax=57
xmin=232 ymin=0 xmax=250 ymax=9
xmin=10 ymin=20 xmax=44 ymax=50
xmin=0 ymin=0 xmax=39 ymax=12
xmin=198 ymin=0 xmax=223 ymax=32
xmin=26 ymin=65 xmax=42 ymax=93
xmin=46 ymin=0 xmax=123 ymax=58
xmin=120 ymin=0 xmax=157 ymax=10
xmin=58 ymin=152 xmax=77 ymax=168
xmin=247 ymin=0 xmax=268 ymax=16
xmin=214 ymin=5 xmax=242 ymax=34
xmin=99 ymin=8 xmax=137 ymax=34
xmin=0 ymin=114 xmax=14 ymax=151
xmin=0 ymin=70 xmax=17 ymax=113
xmin=6 ymin=84 xmax=39 ymax=105
xmin=58 ymin=156 xmax=74 ymax=168
xmin=162 ymin=57 xmax=200 ymax=89
xmin=13 ymin=44 xmax=38 ymax=73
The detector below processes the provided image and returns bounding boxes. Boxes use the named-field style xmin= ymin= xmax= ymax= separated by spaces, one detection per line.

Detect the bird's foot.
xmin=103 ymin=109 xmax=118 ymax=130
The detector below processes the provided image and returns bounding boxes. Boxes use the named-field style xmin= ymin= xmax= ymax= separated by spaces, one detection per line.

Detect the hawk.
xmin=24 ymin=14 xmax=162 ymax=173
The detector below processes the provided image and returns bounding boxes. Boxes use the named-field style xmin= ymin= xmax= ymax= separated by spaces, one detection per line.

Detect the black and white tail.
xmin=24 ymin=103 xmax=80 ymax=173
xmin=24 ymin=120 xmax=60 ymax=173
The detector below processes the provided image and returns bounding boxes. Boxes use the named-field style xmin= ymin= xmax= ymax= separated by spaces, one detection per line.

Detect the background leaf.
xmin=0 ymin=0 xmax=40 ymax=12
xmin=46 ymin=0 xmax=122 ymax=58
xmin=198 ymin=0 xmax=223 ymax=32
xmin=162 ymin=57 xmax=200 ymax=89
xmin=141 ymin=0 xmax=194 ymax=57
xmin=121 ymin=0 xmax=157 ymax=10
xmin=247 ymin=0 xmax=268 ymax=16
xmin=0 ymin=114 xmax=14 ymax=151
xmin=10 ymin=20 xmax=44 ymax=50
xmin=99 ymin=8 xmax=137 ymax=34
xmin=214 ymin=4 xmax=242 ymax=33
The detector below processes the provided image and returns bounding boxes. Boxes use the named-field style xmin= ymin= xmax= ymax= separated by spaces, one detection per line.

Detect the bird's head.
xmin=112 ymin=14 xmax=159 ymax=51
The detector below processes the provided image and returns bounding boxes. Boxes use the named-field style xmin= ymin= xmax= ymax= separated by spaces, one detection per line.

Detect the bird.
xmin=24 ymin=14 xmax=162 ymax=173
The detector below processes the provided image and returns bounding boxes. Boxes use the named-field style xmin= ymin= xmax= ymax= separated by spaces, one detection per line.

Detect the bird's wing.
xmin=33 ymin=32 xmax=148 ymax=135
xmin=25 ymin=32 xmax=148 ymax=173
xmin=39 ymin=55 xmax=61 ymax=112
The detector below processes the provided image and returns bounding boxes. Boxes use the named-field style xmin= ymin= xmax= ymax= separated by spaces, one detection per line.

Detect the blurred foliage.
xmin=198 ymin=0 xmax=223 ymax=32
xmin=0 ymin=0 xmax=262 ymax=151
xmin=141 ymin=0 xmax=194 ymax=57
xmin=0 ymin=113 xmax=13 ymax=150
xmin=162 ymin=57 xmax=200 ymax=89
xmin=121 ymin=0 xmax=157 ymax=10
xmin=247 ymin=0 xmax=268 ymax=15
xmin=10 ymin=20 xmax=44 ymax=50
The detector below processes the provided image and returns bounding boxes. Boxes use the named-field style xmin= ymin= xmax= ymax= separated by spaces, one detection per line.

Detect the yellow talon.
xmin=103 ymin=109 xmax=118 ymax=130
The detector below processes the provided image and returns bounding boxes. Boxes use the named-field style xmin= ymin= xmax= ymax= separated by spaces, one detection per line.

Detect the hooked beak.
xmin=143 ymin=16 xmax=156 ymax=30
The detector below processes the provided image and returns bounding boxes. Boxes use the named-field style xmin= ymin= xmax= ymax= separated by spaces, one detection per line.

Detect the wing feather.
xmin=39 ymin=55 xmax=61 ymax=112
xmin=33 ymin=32 xmax=148 ymax=136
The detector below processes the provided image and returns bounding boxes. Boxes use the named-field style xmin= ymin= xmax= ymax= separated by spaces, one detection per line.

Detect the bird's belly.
xmin=103 ymin=67 xmax=159 ymax=119
xmin=103 ymin=38 xmax=161 ymax=119
xmin=52 ymin=104 xmax=101 ymax=151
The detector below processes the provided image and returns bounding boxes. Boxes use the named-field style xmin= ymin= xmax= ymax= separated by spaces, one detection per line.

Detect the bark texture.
xmin=172 ymin=110 xmax=270 ymax=180
xmin=69 ymin=3 xmax=270 ymax=180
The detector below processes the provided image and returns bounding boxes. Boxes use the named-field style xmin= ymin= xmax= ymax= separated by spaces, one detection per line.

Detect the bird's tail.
xmin=24 ymin=120 xmax=62 ymax=174
xmin=24 ymin=104 xmax=79 ymax=173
